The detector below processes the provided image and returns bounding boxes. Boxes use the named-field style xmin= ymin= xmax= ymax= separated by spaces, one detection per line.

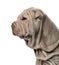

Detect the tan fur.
xmin=11 ymin=7 xmax=59 ymax=65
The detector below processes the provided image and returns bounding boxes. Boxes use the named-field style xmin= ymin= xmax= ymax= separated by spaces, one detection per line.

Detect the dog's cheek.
xmin=28 ymin=22 xmax=34 ymax=35
xmin=34 ymin=21 xmax=40 ymax=32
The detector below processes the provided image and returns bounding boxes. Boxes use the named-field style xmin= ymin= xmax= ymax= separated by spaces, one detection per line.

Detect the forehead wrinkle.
xmin=30 ymin=10 xmax=34 ymax=18
xmin=33 ymin=10 xmax=36 ymax=18
xmin=27 ymin=9 xmax=38 ymax=21
xmin=29 ymin=9 xmax=35 ymax=20
xmin=27 ymin=10 xmax=32 ymax=20
xmin=26 ymin=10 xmax=30 ymax=20
xmin=30 ymin=9 xmax=37 ymax=19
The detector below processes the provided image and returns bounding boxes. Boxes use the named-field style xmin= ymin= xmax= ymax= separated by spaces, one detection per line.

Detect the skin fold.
xmin=11 ymin=7 xmax=59 ymax=65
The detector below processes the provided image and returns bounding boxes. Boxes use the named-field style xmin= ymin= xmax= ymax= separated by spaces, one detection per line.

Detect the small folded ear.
xmin=40 ymin=13 xmax=59 ymax=52
xmin=36 ymin=12 xmax=46 ymax=45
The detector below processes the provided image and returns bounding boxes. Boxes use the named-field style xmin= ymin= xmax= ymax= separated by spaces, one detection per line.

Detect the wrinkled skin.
xmin=11 ymin=8 xmax=43 ymax=48
xmin=11 ymin=7 xmax=59 ymax=65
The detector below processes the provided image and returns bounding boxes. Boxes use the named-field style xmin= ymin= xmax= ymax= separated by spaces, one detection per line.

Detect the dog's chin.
xmin=21 ymin=35 xmax=32 ymax=45
xmin=12 ymin=30 xmax=32 ymax=44
xmin=24 ymin=38 xmax=31 ymax=45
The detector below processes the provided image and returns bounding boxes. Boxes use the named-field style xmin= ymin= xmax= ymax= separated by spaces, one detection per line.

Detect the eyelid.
xmin=21 ymin=17 xmax=27 ymax=20
xmin=35 ymin=16 xmax=42 ymax=20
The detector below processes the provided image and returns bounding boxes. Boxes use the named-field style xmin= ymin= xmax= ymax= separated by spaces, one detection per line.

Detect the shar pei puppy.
xmin=11 ymin=7 xmax=59 ymax=65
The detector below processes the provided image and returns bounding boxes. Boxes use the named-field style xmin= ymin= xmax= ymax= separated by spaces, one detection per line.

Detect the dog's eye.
xmin=35 ymin=16 xmax=42 ymax=20
xmin=21 ymin=17 xmax=27 ymax=20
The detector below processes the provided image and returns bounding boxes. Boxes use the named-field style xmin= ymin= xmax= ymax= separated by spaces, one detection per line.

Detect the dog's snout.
xmin=11 ymin=22 xmax=18 ymax=35
xmin=11 ymin=22 xmax=16 ymax=29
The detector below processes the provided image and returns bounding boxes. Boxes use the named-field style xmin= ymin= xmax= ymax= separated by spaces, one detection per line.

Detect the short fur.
xmin=11 ymin=7 xmax=59 ymax=65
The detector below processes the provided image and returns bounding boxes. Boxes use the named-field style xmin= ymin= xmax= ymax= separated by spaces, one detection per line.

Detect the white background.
xmin=0 ymin=0 xmax=59 ymax=65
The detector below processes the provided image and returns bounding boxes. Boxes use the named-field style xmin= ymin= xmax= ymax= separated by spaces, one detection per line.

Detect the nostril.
xmin=11 ymin=22 xmax=16 ymax=29
xmin=13 ymin=31 xmax=16 ymax=35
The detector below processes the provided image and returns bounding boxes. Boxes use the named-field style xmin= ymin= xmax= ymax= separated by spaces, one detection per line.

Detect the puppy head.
xmin=11 ymin=7 xmax=45 ymax=48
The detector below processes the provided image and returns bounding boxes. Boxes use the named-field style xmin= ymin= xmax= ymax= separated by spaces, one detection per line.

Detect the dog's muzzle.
xmin=11 ymin=22 xmax=22 ymax=36
xmin=11 ymin=22 xmax=32 ymax=39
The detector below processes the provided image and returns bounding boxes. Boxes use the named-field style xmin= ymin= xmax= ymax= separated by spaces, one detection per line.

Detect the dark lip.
xmin=24 ymin=35 xmax=32 ymax=39
xmin=18 ymin=34 xmax=32 ymax=43
xmin=24 ymin=35 xmax=32 ymax=45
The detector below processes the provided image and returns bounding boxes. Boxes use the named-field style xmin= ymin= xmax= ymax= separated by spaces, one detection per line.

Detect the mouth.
xmin=22 ymin=35 xmax=32 ymax=44
xmin=24 ymin=35 xmax=32 ymax=39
